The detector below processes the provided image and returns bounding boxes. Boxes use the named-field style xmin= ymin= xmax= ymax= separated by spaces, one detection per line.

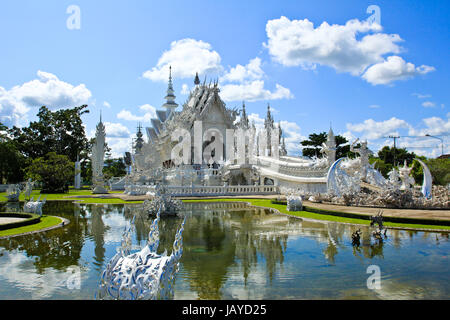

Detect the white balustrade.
xmin=125 ymin=184 xmax=279 ymax=196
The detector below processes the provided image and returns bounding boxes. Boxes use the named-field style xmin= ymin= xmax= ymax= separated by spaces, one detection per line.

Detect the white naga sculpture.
xmin=143 ymin=185 xmax=182 ymax=217
xmin=97 ymin=207 xmax=186 ymax=300
xmin=415 ymin=159 xmax=433 ymax=199
xmin=92 ymin=116 xmax=108 ymax=194
xmin=23 ymin=196 xmax=47 ymax=216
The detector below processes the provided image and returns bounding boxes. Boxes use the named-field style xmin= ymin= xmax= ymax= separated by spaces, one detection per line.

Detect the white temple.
xmin=114 ymin=68 xmax=335 ymax=196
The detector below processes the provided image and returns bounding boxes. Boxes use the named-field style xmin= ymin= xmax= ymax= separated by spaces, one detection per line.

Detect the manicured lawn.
xmin=0 ymin=215 xmax=63 ymax=237
xmin=183 ymin=198 xmax=450 ymax=231
xmin=0 ymin=189 xmax=139 ymax=204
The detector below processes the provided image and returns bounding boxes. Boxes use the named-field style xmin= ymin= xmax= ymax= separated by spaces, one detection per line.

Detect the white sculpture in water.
xmin=97 ymin=207 xmax=186 ymax=300
xmin=23 ymin=196 xmax=46 ymax=216
xmin=92 ymin=115 xmax=108 ymax=194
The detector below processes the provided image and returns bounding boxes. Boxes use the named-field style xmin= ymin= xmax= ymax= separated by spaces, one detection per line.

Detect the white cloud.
xmin=345 ymin=115 xmax=450 ymax=157
xmin=369 ymin=104 xmax=381 ymax=109
xmin=362 ymin=56 xmax=435 ymax=85
xmin=103 ymin=101 xmax=111 ymax=108
xmin=422 ymin=101 xmax=435 ymax=108
xmin=264 ymin=16 xmax=434 ymax=85
xmin=142 ymin=38 xmax=223 ymax=82
xmin=221 ymin=57 xmax=265 ymax=82
xmin=0 ymin=70 xmax=92 ymax=126
xmin=117 ymin=104 xmax=157 ymax=122
xmin=412 ymin=93 xmax=431 ymax=99
xmin=346 ymin=117 xmax=411 ymax=140
xmin=280 ymin=120 xmax=305 ymax=154
xmin=220 ymin=80 xmax=293 ymax=102
xmin=264 ymin=17 xmax=399 ymax=75
xmin=104 ymin=122 xmax=131 ymax=138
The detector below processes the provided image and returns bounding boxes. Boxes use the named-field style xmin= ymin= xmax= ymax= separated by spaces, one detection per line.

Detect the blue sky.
xmin=0 ymin=0 xmax=448 ymax=157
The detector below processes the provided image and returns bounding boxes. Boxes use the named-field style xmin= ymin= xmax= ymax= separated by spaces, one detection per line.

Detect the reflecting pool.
xmin=0 ymin=201 xmax=449 ymax=299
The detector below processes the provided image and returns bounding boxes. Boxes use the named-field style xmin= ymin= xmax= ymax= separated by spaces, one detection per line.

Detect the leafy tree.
xmin=369 ymin=157 xmax=393 ymax=178
xmin=8 ymin=105 xmax=90 ymax=162
xmin=103 ymin=158 xmax=127 ymax=181
xmin=0 ymin=122 xmax=26 ymax=183
xmin=420 ymin=158 xmax=450 ymax=186
xmin=300 ymin=132 xmax=352 ymax=159
xmin=26 ymin=152 xmax=74 ymax=193
xmin=377 ymin=146 xmax=417 ymax=167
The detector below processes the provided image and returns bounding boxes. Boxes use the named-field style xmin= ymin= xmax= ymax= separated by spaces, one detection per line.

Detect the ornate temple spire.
xmin=327 ymin=124 xmax=336 ymax=151
xmin=239 ymin=101 xmax=249 ymax=128
xmin=134 ymin=123 xmax=144 ymax=153
xmin=264 ymin=104 xmax=274 ymax=129
xmin=162 ymin=65 xmax=178 ymax=113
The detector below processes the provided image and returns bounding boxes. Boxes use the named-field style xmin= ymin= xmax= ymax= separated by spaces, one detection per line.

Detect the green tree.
xmin=8 ymin=105 xmax=90 ymax=162
xmin=103 ymin=158 xmax=127 ymax=181
xmin=424 ymin=158 xmax=450 ymax=186
xmin=300 ymin=132 xmax=352 ymax=159
xmin=26 ymin=152 xmax=74 ymax=193
xmin=377 ymin=146 xmax=417 ymax=167
xmin=0 ymin=122 xmax=26 ymax=183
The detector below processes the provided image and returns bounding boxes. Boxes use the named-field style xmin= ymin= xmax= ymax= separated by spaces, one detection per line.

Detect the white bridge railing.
xmin=125 ymin=184 xmax=279 ymax=196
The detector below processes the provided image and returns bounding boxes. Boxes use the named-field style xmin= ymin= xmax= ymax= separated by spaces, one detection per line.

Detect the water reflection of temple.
xmin=175 ymin=203 xmax=299 ymax=299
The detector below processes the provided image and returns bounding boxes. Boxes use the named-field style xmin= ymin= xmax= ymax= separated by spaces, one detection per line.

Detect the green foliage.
xmin=369 ymin=157 xmax=393 ymax=178
xmin=103 ymin=158 xmax=127 ymax=180
xmin=26 ymin=152 xmax=74 ymax=193
xmin=426 ymin=158 xmax=450 ymax=186
xmin=8 ymin=105 xmax=89 ymax=162
xmin=0 ymin=123 xmax=26 ymax=183
xmin=377 ymin=146 xmax=417 ymax=167
xmin=300 ymin=131 xmax=352 ymax=159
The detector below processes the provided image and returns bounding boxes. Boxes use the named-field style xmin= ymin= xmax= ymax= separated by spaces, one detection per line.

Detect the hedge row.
xmin=0 ymin=212 xmax=41 ymax=231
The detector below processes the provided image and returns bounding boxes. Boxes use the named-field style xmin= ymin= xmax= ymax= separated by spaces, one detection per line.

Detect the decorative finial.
xmin=194 ymin=72 xmax=200 ymax=85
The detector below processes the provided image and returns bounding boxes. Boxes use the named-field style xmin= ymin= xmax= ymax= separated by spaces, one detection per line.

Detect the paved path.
xmin=303 ymin=201 xmax=450 ymax=221
xmin=0 ymin=217 xmax=26 ymax=225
